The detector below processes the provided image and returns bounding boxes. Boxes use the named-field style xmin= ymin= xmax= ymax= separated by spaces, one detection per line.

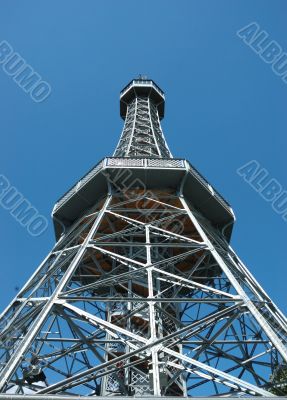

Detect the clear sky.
xmin=0 ymin=0 xmax=286 ymax=316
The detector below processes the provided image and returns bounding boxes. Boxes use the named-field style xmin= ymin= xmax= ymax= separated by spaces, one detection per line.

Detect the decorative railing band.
xmin=80 ymin=161 xmax=103 ymax=185
xmin=147 ymin=159 xmax=184 ymax=168
xmin=53 ymin=157 xmax=231 ymax=213
xmin=120 ymin=79 xmax=165 ymax=98
xmin=107 ymin=158 xmax=144 ymax=167
xmin=187 ymin=163 xmax=232 ymax=209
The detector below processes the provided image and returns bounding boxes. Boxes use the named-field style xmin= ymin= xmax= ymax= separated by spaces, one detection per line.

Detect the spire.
xmin=114 ymin=77 xmax=172 ymax=158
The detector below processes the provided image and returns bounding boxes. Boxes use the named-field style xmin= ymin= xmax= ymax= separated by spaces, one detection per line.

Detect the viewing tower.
xmin=0 ymin=78 xmax=286 ymax=398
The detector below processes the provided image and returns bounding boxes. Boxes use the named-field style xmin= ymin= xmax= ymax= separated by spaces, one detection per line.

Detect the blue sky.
xmin=0 ymin=0 xmax=286 ymax=315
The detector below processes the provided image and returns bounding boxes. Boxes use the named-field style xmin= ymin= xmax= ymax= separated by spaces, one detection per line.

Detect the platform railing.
xmin=120 ymin=79 xmax=165 ymax=98
xmin=53 ymin=157 xmax=231 ymax=214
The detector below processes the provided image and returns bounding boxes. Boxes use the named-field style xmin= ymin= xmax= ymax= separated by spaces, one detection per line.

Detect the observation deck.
xmin=52 ymin=157 xmax=235 ymax=241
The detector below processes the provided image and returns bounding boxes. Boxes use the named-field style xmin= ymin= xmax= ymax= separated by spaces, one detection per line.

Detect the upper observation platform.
xmin=114 ymin=77 xmax=171 ymax=158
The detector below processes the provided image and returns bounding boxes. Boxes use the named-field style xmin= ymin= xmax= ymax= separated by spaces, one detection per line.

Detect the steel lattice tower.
xmin=0 ymin=78 xmax=286 ymax=398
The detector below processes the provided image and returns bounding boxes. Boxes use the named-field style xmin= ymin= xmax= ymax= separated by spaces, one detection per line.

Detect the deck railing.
xmin=53 ymin=157 xmax=231 ymax=215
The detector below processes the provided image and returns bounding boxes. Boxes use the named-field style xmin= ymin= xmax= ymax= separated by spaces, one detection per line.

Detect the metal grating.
xmin=53 ymin=161 xmax=104 ymax=212
xmin=53 ymin=158 xmax=231 ymax=214
xmin=106 ymin=158 xmax=144 ymax=167
xmin=80 ymin=161 xmax=103 ymax=185
xmin=188 ymin=163 xmax=231 ymax=208
xmin=147 ymin=159 xmax=184 ymax=168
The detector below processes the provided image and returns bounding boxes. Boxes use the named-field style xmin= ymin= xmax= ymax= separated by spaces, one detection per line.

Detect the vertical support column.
xmin=126 ymin=98 xmax=138 ymax=156
xmin=0 ymin=195 xmax=112 ymax=391
xmin=148 ymin=97 xmax=161 ymax=157
xmin=126 ymin=277 xmax=132 ymax=392
xmin=0 ymin=248 xmax=56 ymax=324
xmin=146 ymin=225 xmax=161 ymax=396
xmin=179 ymin=195 xmax=287 ymax=363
